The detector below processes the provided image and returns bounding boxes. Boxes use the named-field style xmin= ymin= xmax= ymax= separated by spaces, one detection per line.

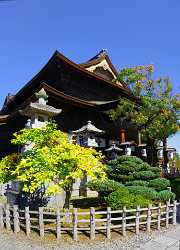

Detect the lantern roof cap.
xmin=72 ymin=120 xmax=105 ymax=135
xmin=19 ymin=102 xmax=62 ymax=117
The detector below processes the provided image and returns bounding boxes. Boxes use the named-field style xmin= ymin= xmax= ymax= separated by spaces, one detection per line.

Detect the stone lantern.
xmin=105 ymin=142 xmax=123 ymax=160
xmin=7 ymin=88 xmax=62 ymax=206
xmin=119 ymin=129 xmax=136 ymax=156
xmin=19 ymin=88 xmax=62 ymax=154
xmin=20 ymin=88 xmax=62 ymax=130
xmin=157 ymin=147 xmax=163 ymax=160
xmin=71 ymin=121 xmax=105 ymax=198
xmin=137 ymin=131 xmax=147 ymax=158
xmin=138 ymin=144 xmax=147 ymax=158
xmin=71 ymin=120 xmax=105 ymax=148
xmin=120 ymin=141 xmax=136 ymax=156
xmin=167 ymin=148 xmax=176 ymax=160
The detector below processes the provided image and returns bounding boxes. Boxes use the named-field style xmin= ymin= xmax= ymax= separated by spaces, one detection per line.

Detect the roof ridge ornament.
xmin=99 ymin=49 xmax=108 ymax=57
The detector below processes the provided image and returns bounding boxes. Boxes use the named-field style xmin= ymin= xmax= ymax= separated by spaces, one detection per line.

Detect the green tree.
xmin=106 ymin=155 xmax=175 ymax=205
xmin=0 ymin=121 xmax=106 ymax=208
xmin=107 ymin=155 xmax=160 ymax=184
xmin=110 ymin=65 xmax=180 ymax=147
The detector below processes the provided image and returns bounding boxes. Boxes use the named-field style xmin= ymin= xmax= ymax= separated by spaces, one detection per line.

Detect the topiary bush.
xmin=125 ymin=180 xmax=149 ymax=187
xmin=105 ymin=187 xmax=130 ymax=209
xmin=148 ymin=178 xmax=170 ymax=191
xmin=157 ymin=190 xmax=175 ymax=201
xmin=86 ymin=179 xmax=124 ymax=197
xmin=107 ymin=155 xmax=161 ymax=184
xmin=132 ymin=195 xmax=151 ymax=208
xmin=127 ymin=186 xmax=158 ymax=200
xmin=106 ymin=187 xmax=151 ymax=209
xmin=135 ymin=171 xmax=157 ymax=180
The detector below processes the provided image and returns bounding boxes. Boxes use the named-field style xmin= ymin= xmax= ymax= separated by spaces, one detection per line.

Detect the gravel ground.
xmin=0 ymin=229 xmax=170 ymax=250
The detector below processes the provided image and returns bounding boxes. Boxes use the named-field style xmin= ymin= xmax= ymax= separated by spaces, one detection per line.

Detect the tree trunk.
xmin=64 ymin=186 xmax=72 ymax=209
xmin=163 ymin=138 xmax=168 ymax=171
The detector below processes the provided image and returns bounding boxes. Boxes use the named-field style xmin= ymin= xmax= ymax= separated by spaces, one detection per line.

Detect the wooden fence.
xmin=0 ymin=201 xmax=178 ymax=241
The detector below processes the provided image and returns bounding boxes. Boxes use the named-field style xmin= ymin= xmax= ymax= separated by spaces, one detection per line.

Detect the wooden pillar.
xmin=25 ymin=207 xmax=30 ymax=237
xmin=56 ymin=209 xmax=61 ymax=240
xmin=39 ymin=207 xmax=44 ymax=238
xmin=147 ymin=204 xmax=151 ymax=233
xmin=73 ymin=208 xmax=78 ymax=241
xmin=138 ymin=131 xmax=142 ymax=145
xmin=173 ymin=200 xmax=177 ymax=226
xmin=135 ymin=206 xmax=140 ymax=235
xmin=90 ymin=207 xmax=95 ymax=240
xmin=120 ymin=129 xmax=126 ymax=143
xmin=13 ymin=205 xmax=20 ymax=234
xmin=106 ymin=207 xmax=111 ymax=239
xmin=157 ymin=203 xmax=161 ymax=230
xmin=0 ymin=204 xmax=4 ymax=230
xmin=5 ymin=204 xmax=11 ymax=231
xmin=122 ymin=206 xmax=126 ymax=236
xmin=165 ymin=201 xmax=170 ymax=229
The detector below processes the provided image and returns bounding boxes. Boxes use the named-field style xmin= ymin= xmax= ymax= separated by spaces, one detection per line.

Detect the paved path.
xmin=134 ymin=226 xmax=180 ymax=250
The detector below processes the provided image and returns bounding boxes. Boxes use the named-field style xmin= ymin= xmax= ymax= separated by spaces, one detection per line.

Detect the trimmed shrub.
xmin=125 ymin=180 xmax=149 ymax=187
xmin=106 ymin=188 xmax=151 ymax=209
xmin=149 ymin=178 xmax=170 ymax=191
xmin=149 ymin=167 xmax=161 ymax=174
xmin=132 ymin=195 xmax=151 ymax=208
xmin=105 ymin=188 xmax=131 ymax=209
xmin=86 ymin=179 xmax=124 ymax=197
xmin=157 ymin=190 xmax=175 ymax=201
xmin=107 ymin=156 xmax=161 ymax=184
xmin=134 ymin=171 xmax=157 ymax=180
xmin=127 ymin=186 xmax=158 ymax=200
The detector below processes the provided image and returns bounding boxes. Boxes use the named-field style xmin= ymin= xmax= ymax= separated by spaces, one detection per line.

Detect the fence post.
xmin=73 ymin=208 xmax=78 ymax=241
xmin=5 ymin=204 xmax=11 ymax=231
xmin=122 ymin=206 xmax=126 ymax=236
xmin=13 ymin=205 xmax=20 ymax=234
xmin=173 ymin=200 xmax=177 ymax=226
xmin=157 ymin=203 xmax=161 ymax=230
xmin=25 ymin=207 xmax=30 ymax=237
xmin=147 ymin=204 xmax=151 ymax=233
xmin=106 ymin=207 xmax=111 ymax=239
xmin=135 ymin=205 xmax=140 ymax=235
xmin=39 ymin=207 xmax=44 ymax=238
xmin=90 ymin=207 xmax=95 ymax=240
xmin=0 ymin=204 xmax=4 ymax=230
xmin=166 ymin=201 xmax=170 ymax=229
xmin=56 ymin=209 xmax=61 ymax=240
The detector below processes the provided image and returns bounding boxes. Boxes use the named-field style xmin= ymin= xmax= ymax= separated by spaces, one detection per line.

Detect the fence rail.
xmin=0 ymin=201 xmax=178 ymax=241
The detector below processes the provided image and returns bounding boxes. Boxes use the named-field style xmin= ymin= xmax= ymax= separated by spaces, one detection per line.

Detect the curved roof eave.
xmin=1 ymin=50 xmax=137 ymax=113
xmin=54 ymin=51 xmax=135 ymax=98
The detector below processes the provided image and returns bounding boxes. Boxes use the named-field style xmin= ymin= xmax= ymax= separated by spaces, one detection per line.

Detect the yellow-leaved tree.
xmin=0 ymin=121 xmax=106 ymax=208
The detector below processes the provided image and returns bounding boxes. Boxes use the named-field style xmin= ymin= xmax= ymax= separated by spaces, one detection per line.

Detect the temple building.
xmin=0 ymin=50 xmax=139 ymax=158
xmin=0 ymin=50 xmax=177 ymax=205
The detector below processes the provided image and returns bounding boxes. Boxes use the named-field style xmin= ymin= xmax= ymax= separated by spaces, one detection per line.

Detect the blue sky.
xmin=0 ymin=0 xmax=179 ymax=153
